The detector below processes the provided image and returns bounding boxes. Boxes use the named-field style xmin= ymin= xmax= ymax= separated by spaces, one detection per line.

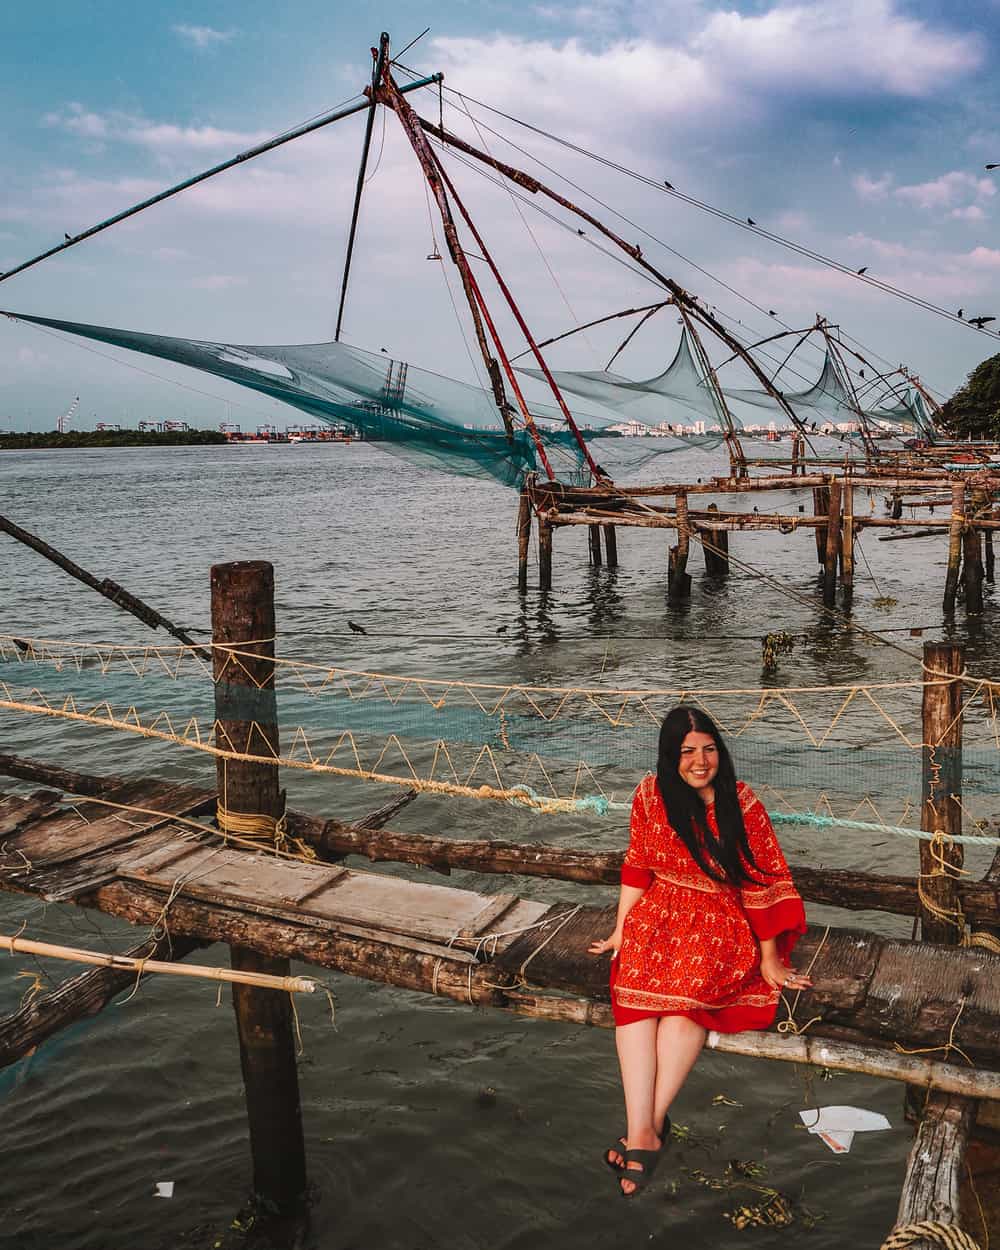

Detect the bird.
xmin=380 ymin=347 xmax=388 ymax=353
xmin=663 ymin=180 xmax=674 ymax=190
xmin=986 ymin=164 xmax=999 ymax=170
xmin=768 ymin=309 xmax=777 ymax=316
xmin=859 ymin=368 xmax=865 ymax=378
xmin=576 ymin=228 xmax=585 ymax=236
xmin=969 ymin=315 xmax=996 ymax=328
xmin=857 ymin=266 xmax=867 ymax=275
xmin=348 ymin=620 xmax=367 ymax=635
xmin=957 ymin=308 xmax=964 ymax=319
xmin=747 ymin=217 xmax=756 ymax=226
xmin=64 ymin=233 xmax=72 ymax=241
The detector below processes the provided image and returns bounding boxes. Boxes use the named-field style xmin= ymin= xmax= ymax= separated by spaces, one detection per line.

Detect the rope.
xmin=880 ymin=1222 xmax=982 ymax=1250
xmin=776 ymin=925 xmax=828 ymax=1037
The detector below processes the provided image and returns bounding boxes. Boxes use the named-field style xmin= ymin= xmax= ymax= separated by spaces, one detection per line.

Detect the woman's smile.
xmin=678 ymin=731 xmax=719 ymax=794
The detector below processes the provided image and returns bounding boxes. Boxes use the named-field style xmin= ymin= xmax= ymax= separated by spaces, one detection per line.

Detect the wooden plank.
xmin=0 ymin=791 xmax=63 ymax=837
xmin=889 ymin=1091 xmax=975 ymax=1250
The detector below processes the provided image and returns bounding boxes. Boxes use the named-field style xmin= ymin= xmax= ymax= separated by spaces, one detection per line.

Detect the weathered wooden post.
xmin=701 ymin=502 xmax=729 ymax=576
xmin=588 ymin=524 xmax=603 ymax=567
xmin=538 ymin=516 xmax=553 ymax=592
xmin=790 ymin=433 xmax=802 ymax=476
xmin=211 ymin=561 xmax=307 ymax=1218
xmin=822 ymin=479 xmax=842 ymax=608
xmin=943 ymin=482 xmax=965 ymax=613
xmin=813 ymin=485 xmax=830 ymax=565
xmin=963 ymin=490 xmax=984 ymax=614
xmin=668 ymin=491 xmax=692 ymax=600
xmin=603 ymin=524 xmax=618 ymax=567
xmin=918 ymin=641 xmax=964 ymax=945
xmin=889 ymin=1092 xmax=976 ymax=1250
xmin=985 ymin=528 xmax=995 ymax=584
xmin=840 ymin=480 xmax=854 ymax=601
xmin=516 ymin=488 xmax=532 ymax=593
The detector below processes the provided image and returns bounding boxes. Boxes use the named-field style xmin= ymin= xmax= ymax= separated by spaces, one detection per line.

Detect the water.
xmin=0 ymin=442 xmax=994 ymax=1248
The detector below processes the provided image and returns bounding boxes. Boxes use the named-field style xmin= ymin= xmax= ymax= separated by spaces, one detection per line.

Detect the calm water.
xmin=0 ymin=442 xmax=995 ymax=1249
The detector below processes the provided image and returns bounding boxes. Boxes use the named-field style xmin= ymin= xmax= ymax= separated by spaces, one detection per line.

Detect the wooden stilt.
xmin=588 ymin=524 xmax=603 ymax=567
xmin=963 ymin=499 xmax=984 ymax=614
xmin=814 ymin=485 xmax=830 ymax=564
xmin=211 ymin=561 xmax=307 ymax=1218
xmin=538 ymin=516 xmax=553 ymax=591
xmin=702 ymin=502 xmax=730 ymax=575
xmin=668 ymin=491 xmax=692 ymax=600
xmin=516 ymin=489 xmax=532 ymax=593
xmin=823 ymin=479 xmax=842 ymax=608
xmin=985 ymin=529 xmax=995 ymax=584
xmin=603 ymin=524 xmax=618 ymax=567
xmin=919 ymin=642 xmax=964 ymax=945
xmin=889 ymin=1092 xmax=976 ymax=1250
xmin=943 ymin=482 xmax=965 ymax=613
xmin=841 ymin=481 xmax=854 ymax=600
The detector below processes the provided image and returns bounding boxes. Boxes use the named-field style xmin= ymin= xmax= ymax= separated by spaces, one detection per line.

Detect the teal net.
xmin=2 ymin=311 xmax=717 ymax=487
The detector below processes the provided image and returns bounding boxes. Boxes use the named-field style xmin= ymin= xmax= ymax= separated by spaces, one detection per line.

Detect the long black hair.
xmin=655 ymin=705 xmax=770 ymax=888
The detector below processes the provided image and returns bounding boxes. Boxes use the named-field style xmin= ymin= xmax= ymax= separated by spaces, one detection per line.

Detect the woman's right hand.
xmin=589 ymin=928 xmax=623 ymax=957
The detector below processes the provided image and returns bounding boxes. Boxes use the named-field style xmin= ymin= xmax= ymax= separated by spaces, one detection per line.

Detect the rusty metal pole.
xmin=211 ymin=561 xmax=307 ymax=1219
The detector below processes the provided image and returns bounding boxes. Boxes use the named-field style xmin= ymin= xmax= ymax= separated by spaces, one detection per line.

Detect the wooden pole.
xmin=943 ymin=481 xmax=965 ymax=613
xmin=813 ymin=485 xmax=830 ymax=564
xmin=702 ymin=502 xmax=729 ymax=575
xmin=841 ymin=480 xmax=854 ymax=599
xmin=963 ymin=497 xmax=984 ymax=614
xmin=889 ymin=1092 xmax=976 ymax=1250
xmin=516 ymin=489 xmax=532 ymax=593
xmin=603 ymin=524 xmax=618 ymax=566
xmin=211 ymin=560 xmax=307 ymax=1217
xmin=588 ymin=523 xmax=603 ymax=567
xmin=823 ymin=478 xmax=842 ymax=608
xmin=919 ymin=642 xmax=964 ymax=945
xmin=538 ymin=516 xmax=553 ymax=591
xmin=668 ymin=491 xmax=692 ymax=599
xmin=985 ymin=529 xmax=995 ymax=584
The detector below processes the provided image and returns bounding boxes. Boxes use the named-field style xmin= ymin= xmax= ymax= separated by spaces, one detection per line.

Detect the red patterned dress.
xmin=610 ymin=774 xmax=806 ymax=1030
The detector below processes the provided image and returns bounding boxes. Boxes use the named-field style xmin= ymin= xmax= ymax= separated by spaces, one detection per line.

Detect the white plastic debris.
xmin=154 ymin=1181 xmax=175 ymax=1199
xmin=799 ymin=1106 xmax=891 ymax=1154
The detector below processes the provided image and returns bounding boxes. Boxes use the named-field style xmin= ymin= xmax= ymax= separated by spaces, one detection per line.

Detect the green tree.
xmin=940 ymin=353 xmax=1000 ymax=438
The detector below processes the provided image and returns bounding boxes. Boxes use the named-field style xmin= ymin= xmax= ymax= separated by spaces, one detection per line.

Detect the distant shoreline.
xmin=0 ymin=430 xmax=228 ymax=450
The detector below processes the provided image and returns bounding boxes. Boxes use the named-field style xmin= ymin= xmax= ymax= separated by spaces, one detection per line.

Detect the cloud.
xmin=42 ymin=105 xmax=266 ymax=155
xmin=894 ymin=170 xmax=996 ymax=212
xmin=692 ymin=0 xmax=981 ymax=98
xmin=852 ymin=172 xmax=893 ymax=201
xmin=844 ymin=232 xmax=910 ymax=260
xmin=172 ymin=24 xmax=237 ymax=51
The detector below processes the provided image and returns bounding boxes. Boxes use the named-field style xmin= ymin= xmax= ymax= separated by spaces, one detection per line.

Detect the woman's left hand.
xmin=760 ymin=950 xmax=812 ymax=992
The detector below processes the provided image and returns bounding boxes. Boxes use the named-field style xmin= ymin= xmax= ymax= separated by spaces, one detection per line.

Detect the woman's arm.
xmin=758 ymin=935 xmax=812 ymax=990
xmin=589 ymin=883 xmax=647 ymax=956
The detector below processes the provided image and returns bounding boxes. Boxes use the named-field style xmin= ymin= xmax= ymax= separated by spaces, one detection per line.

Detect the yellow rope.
xmin=880 ymin=1221 xmax=982 ymax=1250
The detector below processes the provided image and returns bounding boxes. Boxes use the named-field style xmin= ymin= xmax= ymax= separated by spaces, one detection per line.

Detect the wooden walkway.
xmin=2 ymin=778 xmax=999 ymax=1082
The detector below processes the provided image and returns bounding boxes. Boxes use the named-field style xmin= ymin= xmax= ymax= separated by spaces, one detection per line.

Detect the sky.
xmin=1 ymin=0 xmax=999 ymax=431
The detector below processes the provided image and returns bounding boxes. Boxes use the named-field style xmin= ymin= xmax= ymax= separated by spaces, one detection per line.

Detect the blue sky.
xmin=1 ymin=0 xmax=998 ymax=430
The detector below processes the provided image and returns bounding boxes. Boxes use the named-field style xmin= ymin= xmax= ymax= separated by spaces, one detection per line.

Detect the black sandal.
xmin=619 ymin=1147 xmax=661 ymax=1196
xmin=603 ymin=1137 xmax=627 ymax=1172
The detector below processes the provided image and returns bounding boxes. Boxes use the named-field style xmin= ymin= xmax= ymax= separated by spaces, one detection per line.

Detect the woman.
xmin=589 ymin=706 xmax=809 ymax=1197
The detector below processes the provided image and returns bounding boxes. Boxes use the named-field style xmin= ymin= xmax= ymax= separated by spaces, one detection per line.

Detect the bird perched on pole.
xmin=746 ymin=217 xmax=756 ymax=226
xmin=969 ymin=315 xmax=996 ymax=328
xmin=857 ymin=266 xmax=867 ymax=275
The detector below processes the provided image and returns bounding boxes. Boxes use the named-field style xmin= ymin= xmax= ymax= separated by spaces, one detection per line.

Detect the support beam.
xmin=603 ymin=524 xmax=618 ymax=567
xmin=588 ymin=523 xmax=603 ymax=567
xmin=841 ymin=480 xmax=855 ymax=599
xmin=211 ymin=561 xmax=307 ymax=1218
xmin=701 ymin=502 xmax=729 ymax=575
xmin=538 ymin=516 xmax=553 ymax=591
xmin=919 ymin=642 xmax=964 ymax=945
xmin=889 ymin=1092 xmax=976 ymax=1250
xmin=516 ymin=489 xmax=532 ymax=593
xmin=944 ymin=482 xmax=965 ymax=613
xmin=668 ymin=491 xmax=692 ymax=599
xmin=814 ymin=485 xmax=830 ymax=564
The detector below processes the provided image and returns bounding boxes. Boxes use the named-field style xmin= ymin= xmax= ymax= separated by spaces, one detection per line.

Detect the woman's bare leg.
xmin=615 ymin=1019 xmax=661 ymax=1193
xmin=652 ymin=1015 xmax=707 ymax=1134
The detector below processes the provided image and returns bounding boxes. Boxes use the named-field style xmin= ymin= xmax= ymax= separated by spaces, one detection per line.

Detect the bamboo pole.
xmin=919 ymin=642 xmax=964 ymax=945
xmin=668 ymin=490 xmax=692 ymax=599
xmin=588 ymin=524 xmax=603 ymax=567
xmin=841 ymin=480 xmax=855 ymax=598
xmin=823 ymin=478 xmax=842 ymax=608
xmin=0 ymin=934 xmax=316 ymax=992
xmin=538 ymin=516 xmax=553 ymax=591
xmin=516 ymin=488 xmax=532 ymax=593
xmin=501 ymin=990 xmax=1000 ymax=1100
xmin=944 ymin=482 xmax=966 ymax=613
xmin=603 ymin=524 xmax=618 ymax=566
xmin=211 ymin=560 xmax=307 ymax=1216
